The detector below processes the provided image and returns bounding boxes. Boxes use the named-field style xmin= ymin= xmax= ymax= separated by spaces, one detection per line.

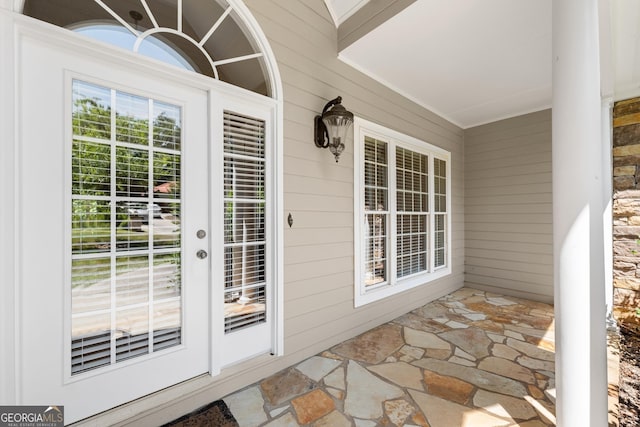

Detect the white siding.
xmin=464 ymin=110 xmax=553 ymax=303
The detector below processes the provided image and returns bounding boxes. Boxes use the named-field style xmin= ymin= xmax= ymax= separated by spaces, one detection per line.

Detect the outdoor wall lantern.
xmin=314 ymin=96 xmax=354 ymax=163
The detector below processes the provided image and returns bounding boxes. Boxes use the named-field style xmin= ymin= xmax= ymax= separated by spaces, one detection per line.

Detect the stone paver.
xmin=518 ymin=355 xmax=555 ymax=372
xmin=454 ymin=347 xmax=476 ymax=361
xmin=260 ymin=368 xmax=315 ymax=406
xmin=344 ymin=360 xmax=404 ymax=419
xmin=331 ymin=323 xmax=404 ymax=364
xmin=492 ymin=343 xmax=521 ymax=360
xmin=423 ymin=369 xmax=474 ymax=404
xmin=323 ymin=366 xmax=345 ymax=389
xmin=478 ymin=357 xmax=537 ymax=384
xmin=384 ymin=399 xmax=414 ymax=426
xmin=449 ymin=355 xmax=477 ymax=367
xmin=224 ymin=386 xmax=268 ymax=427
xmin=368 ymin=361 xmax=424 ymax=390
xmin=399 ymin=345 xmax=425 ymax=361
xmin=506 ymin=338 xmax=555 ymax=362
xmin=488 ymin=332 xmax=506 ymax=343
xmin=312 ymin=411 xmax=351 ymax=427
xmin=404 ymin=327 xmax=451 ymax=351
xmin=216 ymin=288 xmax=559 ymax=427
xmin=505 ymin=330 xmax=526 ymax=341
xmin=414 ymin=358 xmax=528 ymax=397
xmin=410 ymin=390 xmax=514 ymax=427
xmin=270 ymin=407 xmax=288 ymax=418
xmin=291 ymin=389 xmax=334 ymax=424
xmin=264 ymin=413 xmax=298 ymax=427
xmin=528 ymin=384 xmax=546 ymax=399
xmin=473 ymin=389 xmax=538 ymax=420
xmin=326 ymin=387 xmax=344 ymax=399
xmin=505 ymin=324 xmax=554 ymax=341
xmin=394 ymin=312 xmax=451 ymax=333
xmin=295 ymin=356 xmax=341 ymax=382
xmin=440 ymin=327 xmax=492 ymax=359
xmin=354 ymin=419 xmax=376 ymax=427
xmin=488 ymin=297 xmax=517 ymax=306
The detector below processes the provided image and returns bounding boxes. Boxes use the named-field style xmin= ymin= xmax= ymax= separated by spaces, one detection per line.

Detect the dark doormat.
xmin=162 ymin=400 xmax=239 ymax=427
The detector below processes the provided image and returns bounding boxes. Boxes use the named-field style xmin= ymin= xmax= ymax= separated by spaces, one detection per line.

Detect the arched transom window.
xmin=23 ymin=0 xmax=274 ymax=97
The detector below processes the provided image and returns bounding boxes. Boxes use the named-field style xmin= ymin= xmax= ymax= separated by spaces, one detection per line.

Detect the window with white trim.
xmin=354 ymin=118 xmax=451 ymax=307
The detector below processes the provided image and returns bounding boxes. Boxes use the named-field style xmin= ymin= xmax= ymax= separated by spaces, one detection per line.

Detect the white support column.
xmin=552 ymin=0 xmax=608 ymax=425
xmin=0 ymin=7 xmax=17 ymax=404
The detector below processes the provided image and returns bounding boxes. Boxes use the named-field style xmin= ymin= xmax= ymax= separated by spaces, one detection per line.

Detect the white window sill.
xmin=354 ymin=267 xmax=451 ymax=307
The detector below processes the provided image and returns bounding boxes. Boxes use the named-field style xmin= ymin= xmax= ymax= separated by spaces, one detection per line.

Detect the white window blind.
xmin=434 ymin=158 xmax=447 ymax=268
xmin=223 ymin=111 xmax=267 ymax=334
xmin=363 ymin=136 xmax=389 ymax=287
xmin=396 ymin=147 xmax=429 ymax=278
xmin=71 ymin=80 xmax=182 ymax=375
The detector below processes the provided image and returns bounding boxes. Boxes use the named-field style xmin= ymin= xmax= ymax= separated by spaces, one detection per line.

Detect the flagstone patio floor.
xmin=221 ymin=287 xmax=563 ymax=426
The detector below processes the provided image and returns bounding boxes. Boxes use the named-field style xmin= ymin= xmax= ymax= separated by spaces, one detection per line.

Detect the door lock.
xmin=196 ymin=250 xmax=208 ymax=259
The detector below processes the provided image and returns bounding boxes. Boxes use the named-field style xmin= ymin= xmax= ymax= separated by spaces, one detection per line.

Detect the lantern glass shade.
xmin=322 ymin=104 xmax=353 ymax=162
xmin=314 ymin=97 xmax=354 ymax=163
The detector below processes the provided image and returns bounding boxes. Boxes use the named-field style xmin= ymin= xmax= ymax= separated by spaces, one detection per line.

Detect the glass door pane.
xmin=71 ymin=80 xmax=183 ymax=374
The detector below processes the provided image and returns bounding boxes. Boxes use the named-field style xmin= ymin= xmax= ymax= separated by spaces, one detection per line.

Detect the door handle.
xmin=196 ymin=250 xmax=208 ymax=259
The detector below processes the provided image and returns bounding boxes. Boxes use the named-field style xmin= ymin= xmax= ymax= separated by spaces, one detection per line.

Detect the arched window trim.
xmin=225 ymin=0 xmax=283 ymax=102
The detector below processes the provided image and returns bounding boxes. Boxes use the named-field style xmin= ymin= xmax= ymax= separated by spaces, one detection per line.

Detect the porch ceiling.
xmin=325 ymin=0 xmax=640 ymax=129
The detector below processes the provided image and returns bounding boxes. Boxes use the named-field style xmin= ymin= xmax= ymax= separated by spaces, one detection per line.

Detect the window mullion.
xmin=428 ymin=154 xmax=435 ymax=273
xmin=109 ymin=88 xmax=117 ymax=366
xmin=147 ymin=97 xmax=154 ymax=355
xmin=448 ymin=159 xmax=451 ymax=269
xmin=388 ymin=141 xmax=397 ymax=286
xmin=356 ymin=131 xmax=372 ymax=303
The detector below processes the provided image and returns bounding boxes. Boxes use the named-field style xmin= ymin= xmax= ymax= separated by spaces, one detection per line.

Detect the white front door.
xmin=16 ymin=21 xmax=277 ymax=423
xmin=17 ymin=36 xmax=210 ymax=423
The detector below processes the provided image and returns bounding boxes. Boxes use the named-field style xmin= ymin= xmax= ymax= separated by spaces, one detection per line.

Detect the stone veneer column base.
xmin=613 ymin=97 xmax=640 ymax=322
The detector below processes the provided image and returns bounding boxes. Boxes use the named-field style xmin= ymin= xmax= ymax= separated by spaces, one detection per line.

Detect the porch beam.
xmin=552 ymin=0 xmax=608 ymax=425
xmin=337 ymin=0 xmax=415 ymax=52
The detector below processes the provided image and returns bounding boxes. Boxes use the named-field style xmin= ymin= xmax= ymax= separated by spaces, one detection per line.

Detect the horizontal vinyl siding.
xmin=464 ymin=109 xmax=552 ymax=303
